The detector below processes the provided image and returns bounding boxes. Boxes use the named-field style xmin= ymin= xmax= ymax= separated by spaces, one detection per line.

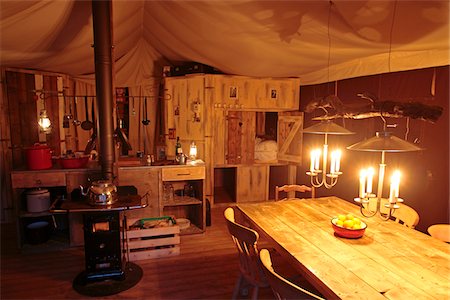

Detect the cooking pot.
xmin=25 ymin=143 xmax=52 ymax=170
xmin=26 ymin=188 xmax=51 ymax=213
xmin=59 ymin=155 xmax=89 ymax=169
xmin=26 ymin=221 xmax=51 ymax=244
xmin=80 ymin=180 xmax=118 ymax=206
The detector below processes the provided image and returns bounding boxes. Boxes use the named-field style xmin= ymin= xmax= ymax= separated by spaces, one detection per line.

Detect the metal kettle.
xmin=80 ymin=180 xmax=118 ymax=206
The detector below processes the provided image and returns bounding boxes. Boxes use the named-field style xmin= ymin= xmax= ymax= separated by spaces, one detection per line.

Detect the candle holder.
xmin=304 ymin=121 xmax=354 ymax=189
xmin=347 ymin=131 xmax=422 ymax=220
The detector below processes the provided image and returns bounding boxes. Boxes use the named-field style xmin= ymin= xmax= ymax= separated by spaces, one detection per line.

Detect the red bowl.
xmin=59 ymin=156 xmax=89 ymax=169
xmin=331 ymin=217 xmax=367 ymax=239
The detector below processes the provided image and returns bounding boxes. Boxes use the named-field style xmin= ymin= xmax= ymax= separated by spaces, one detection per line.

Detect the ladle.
xmin=62 ymin=94 xmax=70 ymax=128
xmin=72 ymin=96 xmax=81 ymax=126
xmin=142 ymin=97 xmax=150 ymax=126
xmin=81 ymin=96 xmax=94 ymax=131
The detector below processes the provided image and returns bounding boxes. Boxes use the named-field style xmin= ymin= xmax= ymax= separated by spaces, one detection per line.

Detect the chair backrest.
xmin=427 ymin=224 xmax=450 ymax=243
xmin=259 ymin=249 xmax=324 ymax=300
xmin=275 ymin=185 xmax=312 ymax=201
xmin=224 ymin=207 xmax=267 ymax=286
xmin=391 ymin=203 xmax=420 ymax=229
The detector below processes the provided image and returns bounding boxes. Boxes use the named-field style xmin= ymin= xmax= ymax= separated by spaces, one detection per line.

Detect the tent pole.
xmin=91 ymin=0 xmax=115 ymax=180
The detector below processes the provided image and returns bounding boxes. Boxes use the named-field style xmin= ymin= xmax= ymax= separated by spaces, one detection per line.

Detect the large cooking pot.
xmin=80 ymin=180 xmax=118 ymax=206
xmin=25 ymin=143 xmax=52 ymax=170
xmin=26 ymin=188 xmax=51 ymax=213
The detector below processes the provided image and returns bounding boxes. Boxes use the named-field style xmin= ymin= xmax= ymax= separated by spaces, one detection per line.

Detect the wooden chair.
xmin=224 ymin=207 xmax=269 ymax=300
xmin=427 ymin=224 xmax=450 ymax=243
xmin=391 ymin=203 xmax=420 ymax=229
xmin=259 ymin=249 xmax=324 ymax=300
xmin=275 ymin=185 xmax=312 ymax=201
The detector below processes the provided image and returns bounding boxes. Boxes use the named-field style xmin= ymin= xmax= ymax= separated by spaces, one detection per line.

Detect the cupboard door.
xmin=277 ymin=112 xmax=304 ymax=164
xmin=117 ymin=168 xmax=160 ymax=218
xmin=236 ymin=165 xmax=269 ymax=202
xmin=226 ymin=111 xmax=256 ymax=164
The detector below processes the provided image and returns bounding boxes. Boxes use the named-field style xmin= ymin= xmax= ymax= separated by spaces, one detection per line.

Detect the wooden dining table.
xmin=236 ymin=196 xmax=450 ymax=300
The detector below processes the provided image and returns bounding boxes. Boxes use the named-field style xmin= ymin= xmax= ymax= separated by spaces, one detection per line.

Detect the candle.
xmin=359 ymin=169 xmax=367 ymax=199
xmin=334 ymin=150 xmax=341 ymax=173
xmin=314 ymin=149 xmax=321 ymax=171
xmin=389 ymin=170 xmax=401 ymax=203
xmin=366 ymin=167 xmax=374 ymax=194
xmin=310 ymin=150 xmax=315 ymax=173
xmin=330 ymin=151 xmax=336 ymax=174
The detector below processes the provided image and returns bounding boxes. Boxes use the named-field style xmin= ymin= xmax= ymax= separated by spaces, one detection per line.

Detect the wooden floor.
xmin=1 ymin=205 xmax=313 ymax=300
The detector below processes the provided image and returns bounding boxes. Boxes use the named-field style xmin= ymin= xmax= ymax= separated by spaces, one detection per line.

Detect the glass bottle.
xmin=175 ymin=136 xmax=181 ymax=157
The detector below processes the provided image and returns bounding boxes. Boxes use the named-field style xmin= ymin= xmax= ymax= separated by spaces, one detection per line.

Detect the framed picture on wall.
xmin=229 ymin=86 xmax=238 ymax=99
xmin=270 ymin=88 xmax=278 ymax=100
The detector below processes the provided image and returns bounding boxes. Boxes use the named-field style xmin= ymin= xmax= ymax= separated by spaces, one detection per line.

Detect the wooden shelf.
xmin=19 ymin=210 xmax=54 ymax=218
xmin=163 ymin=196 xmax=202 ymax=206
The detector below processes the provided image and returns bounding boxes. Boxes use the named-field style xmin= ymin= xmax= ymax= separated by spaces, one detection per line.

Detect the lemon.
xmin=338 ymin=214 xmax=346 ymax=222
xmin=336 ymin=220 xmax=344 ymax=227
xmin=353 ymin=218 xmax=361 ymax=226
xmin=346 ymin=213 xmax=354 ymax=220
xmin=352 ymin=224 xmax=361 ymax=230
xmin=344 ymin=219 xmax=354 ymax=228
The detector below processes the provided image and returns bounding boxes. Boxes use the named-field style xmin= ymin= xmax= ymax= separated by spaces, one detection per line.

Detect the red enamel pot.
xmin=25 ymin=144 xmax=52 ymax=170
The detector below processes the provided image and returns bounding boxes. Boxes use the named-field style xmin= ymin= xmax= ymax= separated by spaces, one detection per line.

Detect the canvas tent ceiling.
xmin=1 ymin=0 xmax=449 ymax=86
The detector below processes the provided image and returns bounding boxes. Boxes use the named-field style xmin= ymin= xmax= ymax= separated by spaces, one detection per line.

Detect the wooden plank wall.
xmin=5 ymin=71 xmax=38 ymax=168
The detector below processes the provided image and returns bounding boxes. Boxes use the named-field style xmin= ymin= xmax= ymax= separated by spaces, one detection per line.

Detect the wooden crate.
xmin=124 ymin=225 xmax=180 ymax=261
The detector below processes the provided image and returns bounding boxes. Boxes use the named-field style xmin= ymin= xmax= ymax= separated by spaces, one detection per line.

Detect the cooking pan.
xmin=81 ymin=96 xmax=93 ymax=131
xmin=84 ymin=101 xmax=97 ymax=154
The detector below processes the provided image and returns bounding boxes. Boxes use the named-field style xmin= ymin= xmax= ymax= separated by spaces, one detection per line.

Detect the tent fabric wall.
xmin=1 ymin=1 xmax=449 ymax=86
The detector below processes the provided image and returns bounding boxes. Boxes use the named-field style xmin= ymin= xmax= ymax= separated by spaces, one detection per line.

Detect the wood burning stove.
xmin=82 ymin=211 xmax=123 ymax=282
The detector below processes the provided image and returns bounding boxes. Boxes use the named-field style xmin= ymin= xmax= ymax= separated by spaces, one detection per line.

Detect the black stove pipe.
xmin=92 ymin=0 xmax=115 ymax=180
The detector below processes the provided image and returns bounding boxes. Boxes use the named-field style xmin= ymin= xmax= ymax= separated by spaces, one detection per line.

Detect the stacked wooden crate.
xmin=124 ymin=217 xmax=180 ymax=261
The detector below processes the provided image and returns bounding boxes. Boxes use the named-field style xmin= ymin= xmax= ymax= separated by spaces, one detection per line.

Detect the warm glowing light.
xmin=38 ymin=109 xmax=51 ymax=133
xmin=366 ymin=167 xmax=375 ymax=194
xmin=330 ymin=150 xmax=341 ymax=174
xmin=189 ymin=141 xmax=197 ymax=160
xmin=359 ymin=169 xmax=367 ymax=199
xmin=389 ymin=170 xmax=401 ymax=203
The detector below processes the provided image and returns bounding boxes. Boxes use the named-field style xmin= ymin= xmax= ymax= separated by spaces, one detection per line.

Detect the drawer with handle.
xmin=161 ymin=166 xmax=205 ymax=181
xmin=11 ymin=172 xmax=66 ymax=188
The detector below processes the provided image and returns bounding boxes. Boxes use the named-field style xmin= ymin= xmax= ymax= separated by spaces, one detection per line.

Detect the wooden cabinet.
xmin=236 ymin=165 xmax=269 ymax=203
xmin=10 ymin=168 xmax=101 ymax=250
xmin=206 ymin=75 xmax=299 ymax=110
xmin=161 ymin=166 xmax=206 ymax=234
xmin=164 ymin=74 xmax=303 ymax=205
xmin=11 ymin=172 xmax=66 ymax=189
xmin=116 ymin=165 xmax=206 ymax=234
xmin=117 ymin=167 xmax=160 ymax=219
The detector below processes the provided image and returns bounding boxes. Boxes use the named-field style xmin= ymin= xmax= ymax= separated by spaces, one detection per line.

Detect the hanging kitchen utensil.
xmin=131 ymin=96 xmax=136 ymax=116
xmin=84 ymin=99 xmax=97 ymax=154
xmin=81 ymin=96 xmax=93 ymax=131
xmin=68 ymin=95 xmax=73 ymax=120
xmin=72 ymin=96 xmax=81 ymax=126
xmin=114 ymin=96 xmax=132 ymax=153
xmin=62 ymin=94 xmax=70 ymax=128
xmin=142 ymin=97 xmax=150 ymax=126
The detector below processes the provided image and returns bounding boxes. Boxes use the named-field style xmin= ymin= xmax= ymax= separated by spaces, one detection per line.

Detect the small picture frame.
xmin=270 ymin=88 xmax=278 ymax=99
xmin=229 ymin=86 xmax=238 ymax=99
xmin=168 ymin=128 xmax=176 ymax=139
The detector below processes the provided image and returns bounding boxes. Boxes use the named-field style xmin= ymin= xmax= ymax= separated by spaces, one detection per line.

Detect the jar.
xmin=26 ymin=188 xmax=51 ymax=212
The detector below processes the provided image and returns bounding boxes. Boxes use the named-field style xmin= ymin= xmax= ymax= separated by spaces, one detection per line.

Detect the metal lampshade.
xmin=303 ymin=120 xmax=355 ymax=135
xmin=347 ymin=131 xmax=423 ymax=152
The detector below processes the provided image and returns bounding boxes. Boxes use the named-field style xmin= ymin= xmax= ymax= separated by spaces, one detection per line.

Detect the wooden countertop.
xmin=237 ymin=197 xmax=450 ymax=300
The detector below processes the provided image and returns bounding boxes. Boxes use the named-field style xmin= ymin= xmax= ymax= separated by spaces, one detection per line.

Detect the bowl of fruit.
xmin=331 ymin=213 xmax=367 ymax=239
